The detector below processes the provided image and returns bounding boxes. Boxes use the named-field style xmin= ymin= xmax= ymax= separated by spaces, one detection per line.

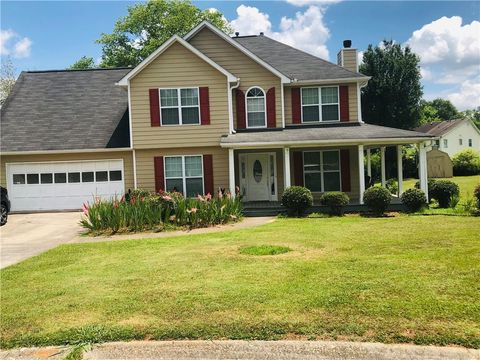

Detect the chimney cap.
xmin=235 ymin=32 xmax=240 ymax=37
xmin=260 ymin=32 xmax=264 ymax=36
xmin=343 ymin=40 xmax=352 ymax=48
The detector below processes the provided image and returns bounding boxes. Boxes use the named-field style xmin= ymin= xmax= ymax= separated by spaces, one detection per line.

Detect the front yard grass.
xmin=1 ymin=215 xmax=479 ymax=348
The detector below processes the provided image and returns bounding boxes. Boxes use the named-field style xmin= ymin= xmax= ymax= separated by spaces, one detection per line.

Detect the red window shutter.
xmin=292 ymin=151 xmax=304 ymax=186
xmin=203 ymin=154 xmax=214 ymax=195
xmin=340 ymin=149 xmax=351 ymax=192
xmin=154 ymin=156 xmax=165 ymax=193
xmin=266 ymin=87 xmax=276 ymax=128
xmin=199 ymin=87 xmax=210 ymax=125
xmin=339 ymin=86 xmax=349 ymax=122
xmin=149 ymin=89 xmax=160 ymax=127
xmin=291 ymin=88 xmax=301 ymax=124
xmin=236 ymin=89 xmax=246 ymax=129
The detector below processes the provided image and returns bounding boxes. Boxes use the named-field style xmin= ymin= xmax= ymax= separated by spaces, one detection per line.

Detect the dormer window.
xmin=246 ymin=87 xmax=266 ymax=128
xmin=301 ymin=86 xmax=339 ymax=122
xmin=159 ymin=88 xmax=200 ymax=125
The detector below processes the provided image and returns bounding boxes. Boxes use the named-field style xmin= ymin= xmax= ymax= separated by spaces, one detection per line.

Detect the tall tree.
xmin=461 ymin=107 xmax=480 ymax=129
xmin=69 ymin=56 xmax=95 ymax=70
xmin=360 ymin=40 xmax=423 ymax=130
xmin=86 ymin=0 xmax=231 ymax=68
xmin=0 ymin=57 xmax=16 ymax=106
xmin=429 ymin=98 xmax=459 ymax=121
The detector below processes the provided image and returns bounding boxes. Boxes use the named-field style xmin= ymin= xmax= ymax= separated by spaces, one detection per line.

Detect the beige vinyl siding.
xmin=135 ymin=147 xmax=229 ymax=192
xmin=284 ymin=83 xmax=359 ymax=125
xmin=340 ymin=49 xmax=358 ymax=73
xmin=0 ymin=151 xmax=134 ymax=190
xmin=189 ymin=28 xmax=282 ymax=129
xmin=130 ymin=42 xmax=229 ymax=149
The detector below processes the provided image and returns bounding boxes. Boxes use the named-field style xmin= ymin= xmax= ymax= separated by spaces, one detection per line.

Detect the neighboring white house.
xmin=414 ymin=119 xmax=480 ymax=158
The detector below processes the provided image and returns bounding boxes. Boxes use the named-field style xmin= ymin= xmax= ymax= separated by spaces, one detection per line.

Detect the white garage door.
xmin=7 ymin=160 xmax=125 ymax=212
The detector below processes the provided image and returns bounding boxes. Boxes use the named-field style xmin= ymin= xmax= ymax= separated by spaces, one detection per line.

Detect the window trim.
xmin=443 ymin=139 xmax=448 ymax=148
xmin=159 ymin=87 xmax=201 ymax=126
xmin=468 ymin=139 xmax=473 ymax=147
xmin=302 ymin=150 xmax=342 ymax=192
xmin=164 ymin=154 xmax=204 ymax=197
xmin=245 ymin=86 xmax=267 ymax=129
xmin=300 ymin=85 xmax=340 ymax=123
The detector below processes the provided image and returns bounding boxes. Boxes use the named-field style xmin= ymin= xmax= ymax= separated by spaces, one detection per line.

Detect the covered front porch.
xmin=221 ymin=123 xmax=434 ymax=213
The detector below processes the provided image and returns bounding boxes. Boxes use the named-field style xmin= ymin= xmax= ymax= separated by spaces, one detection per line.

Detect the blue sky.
xmin=1 ymin=1 xmax=479 ymax=109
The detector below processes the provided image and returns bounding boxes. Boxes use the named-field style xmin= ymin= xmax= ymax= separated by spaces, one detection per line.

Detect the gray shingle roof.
xmin=221 ymin=123 xmax=433 ymax=146
xmin=1 ymin=68 xmax=131 ymax=152
xmin=233 ymin=35 xmax=368 ymax=81
xmin=413 ymin=119 xmax=467 ymax=136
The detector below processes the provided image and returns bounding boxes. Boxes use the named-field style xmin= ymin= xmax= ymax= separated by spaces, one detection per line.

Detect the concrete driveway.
xmin=0 ymin=212 xmax=83 ymax=269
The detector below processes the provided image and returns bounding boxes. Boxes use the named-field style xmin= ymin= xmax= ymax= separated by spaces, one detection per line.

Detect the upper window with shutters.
xmin=246 ymin=87 xmax=266 ymax=128
xmin=160 ymin=88 xmax=200 ymax=125
xmin=301 ymin=86 xmax=339 ymax=123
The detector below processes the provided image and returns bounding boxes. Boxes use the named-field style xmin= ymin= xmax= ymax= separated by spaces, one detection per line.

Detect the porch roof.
xmin=221 ymin=123 xmax=435 ymax=148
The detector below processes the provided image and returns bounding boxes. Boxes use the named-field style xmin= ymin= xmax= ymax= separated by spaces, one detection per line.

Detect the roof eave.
xmin=287 ymin=76 xmax=370 ymax=86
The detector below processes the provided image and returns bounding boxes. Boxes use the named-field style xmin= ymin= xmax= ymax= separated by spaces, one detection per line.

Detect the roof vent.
xmin=343 ymin=40 xmax=352 ymax=48
xmin=235 ymin=32 xmax=240 ymax=37
xmin=260 ymin=32 xmax=264 ymax=36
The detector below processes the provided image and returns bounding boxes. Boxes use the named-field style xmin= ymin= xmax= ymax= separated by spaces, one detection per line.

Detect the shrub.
xmin=429 ymin=180 xmax=460 ymax=208
xmin=452 ymin=149 xmax=480 ymax=176
xmin=363 ymin=186 xmax=391 ymax=215
xmin=474 ymin=184 xmax=480 ymax=208
xmin=401 ymin=188 xmax=427 ymax=212
xmin=80 ymin=190 xmax=243 ymax=234
xmin=415 ymin=178 xmax=437 ymax=201
xmin=385 ymin=178 xmax=398 ymax=195
xmin=320 ymin=192 xmax=350 ymax=216
xmin=281 ymin=186 xmax=313 ymax=217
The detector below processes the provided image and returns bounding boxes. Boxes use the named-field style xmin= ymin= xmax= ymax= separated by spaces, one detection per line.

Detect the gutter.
xmin=1 ymin=148 xmax=133 ymax=156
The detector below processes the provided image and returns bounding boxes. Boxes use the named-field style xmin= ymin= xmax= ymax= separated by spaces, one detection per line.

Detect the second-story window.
xmin=301 ymin=86 xmax=339 ymax=122
xmin=246 ymin=87 xmax=266 ymax=128
xmin=160 ymin=88 xmax=200 ymax=125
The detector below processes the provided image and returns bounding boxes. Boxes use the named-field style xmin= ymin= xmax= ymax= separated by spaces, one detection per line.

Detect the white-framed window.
xmin=443 ymin=139 xmax=448 ymax=148
xmin=164 ymin=155 xmax=204 ymax=197
xmin=301 ymin=86 xmax=339 ymax=123
xmin=459 ymin=138 xmax=463 ymax=145
xmin=159 ymin=88 xmax=200 ymax=125
xmin=303 ymin=150 xmax=341 ymax=192
xmin=246 ymin=87 xmax=266 ymax=128
xmin=469 ymin=139 xmax=473 ymax=147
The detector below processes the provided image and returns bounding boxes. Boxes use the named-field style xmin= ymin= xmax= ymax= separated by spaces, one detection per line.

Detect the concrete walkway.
xmin=1 ymin=341 xmax=479 ymax=360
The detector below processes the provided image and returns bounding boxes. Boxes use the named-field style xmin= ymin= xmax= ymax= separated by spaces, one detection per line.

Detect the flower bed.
xmin=80 ymin=190 xmax=242 ymax=234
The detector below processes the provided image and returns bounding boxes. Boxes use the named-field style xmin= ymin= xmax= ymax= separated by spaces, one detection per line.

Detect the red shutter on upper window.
xmin=199 ymin=87 xmax=210 ymax=125
xmin=266 ymin=87 xmax=276 ymax=128
xmin=149 ymin=89 xmax=161 ymax=127
xmin=339 ymin=86 xmax=349 ymax=122
xmin=293 ymin=151 xmax=304 ymax=186
xmin=340 ymin=149 xmax=351 ymax=192
xmin=236 ymin=89 xmax=246 ymax=129
xmin=203 ymin=154 xmax=214 ymax=195
xmin=154 ymin=156 xmax=165 ymax=193
xmin=291 ymin=88 xmax=301 ymax=124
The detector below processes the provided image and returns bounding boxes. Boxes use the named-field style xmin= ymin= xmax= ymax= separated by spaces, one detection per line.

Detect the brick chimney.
xmin=337 ymin=40 xmax=358 ymax=73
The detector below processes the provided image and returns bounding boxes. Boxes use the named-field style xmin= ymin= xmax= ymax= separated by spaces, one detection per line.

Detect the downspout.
xmin=228 ymin=79 xmax=240 ymax=134
xmin=357 ymin=80 xmax=368 ymax=124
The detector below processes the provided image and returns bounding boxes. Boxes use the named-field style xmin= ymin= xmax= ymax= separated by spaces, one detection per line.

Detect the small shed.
xmin=427 ymin=148 xmax=453 ymax=178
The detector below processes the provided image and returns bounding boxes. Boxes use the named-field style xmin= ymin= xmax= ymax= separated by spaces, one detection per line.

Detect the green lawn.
xmin=403 ymin=175 xmax=480 ymax=200
xmin=1 ymin=215 xmax=479 ymax=349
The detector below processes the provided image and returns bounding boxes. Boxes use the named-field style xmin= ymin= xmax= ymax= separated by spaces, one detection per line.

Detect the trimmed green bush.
xmin=415 ymin=178 xmax=437 ymax=201
xmin=429 ymin=180 xmax=460 ymax=208
xmin=401 ymin=188 xmax=427 ymax=212
xmin=80 ymin=190 xmax=242 ymax=234
xmin=473 ymin=184 xmax=480 ymax=208
xmin=452 ymin=149 xmax=480 ymax=176
xmin=386 ymin=178 xmax=398 ymax=195
xmin=281 ymin=186 xmax=313 ymax=217
xmin=320 ymin=192 xmax=350 ymax=216
xmin=363 ymin=186 xmax=391 ymax=215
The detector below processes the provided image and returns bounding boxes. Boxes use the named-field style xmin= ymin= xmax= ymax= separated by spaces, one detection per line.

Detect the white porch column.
xmin=418 ymin=142 xmax=429 ymax=202
xmin=228 ymin=148 xmax=236 ymax=197
xmin=397 ymin=145 xmax=403 ymax=196
xmin=380 ymin=146 xmax=386 ymax=187
xmin=358 ymin=145 xmax=365 ymax=204
xmin=284 ymin=147 xmax=291 ymax=189
xmin=366 ymin=148 xmax=372 ymax=178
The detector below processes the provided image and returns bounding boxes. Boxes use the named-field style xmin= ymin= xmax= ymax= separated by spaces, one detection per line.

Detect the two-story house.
xmin=0 ymin=21 xmax=433 ymax=212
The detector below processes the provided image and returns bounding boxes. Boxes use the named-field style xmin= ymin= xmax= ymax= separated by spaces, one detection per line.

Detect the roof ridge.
xmin=24 ymin=67 xmax=133 ymax=74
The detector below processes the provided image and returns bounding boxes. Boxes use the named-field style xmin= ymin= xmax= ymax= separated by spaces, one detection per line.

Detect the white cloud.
xmin=0 ymin=29 xmax=32 ymax=58
xmin=230 ymin=5 xmax=331 ymax=59
xmin=446 ymin=79 xmax=480 ymax=111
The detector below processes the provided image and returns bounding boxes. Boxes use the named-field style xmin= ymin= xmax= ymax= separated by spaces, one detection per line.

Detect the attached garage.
xmin=6 ymin=160 xmax=125 ymax=212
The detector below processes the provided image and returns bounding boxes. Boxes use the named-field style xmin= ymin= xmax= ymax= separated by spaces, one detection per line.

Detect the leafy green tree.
xmin=95 ymin=0 xmax=232 ymax=68
xmin=419 ymin=100 xmax=441 ymax=125
xmin=360 ymin=40 xmax=423 ymax=130
xmin=0 ymin=57 xmax=16 ymax=106
xmin=429 ymin=98 xmax=459 ymax=121
xmin=461 ymin=107 xmax=480 ymax=129
xmin=69 ymin=56 xmax=95 ymax=70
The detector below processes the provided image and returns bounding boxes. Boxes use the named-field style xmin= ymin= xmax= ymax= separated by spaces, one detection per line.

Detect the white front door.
xmin=246 ymin=154 xmax=270 ymax=201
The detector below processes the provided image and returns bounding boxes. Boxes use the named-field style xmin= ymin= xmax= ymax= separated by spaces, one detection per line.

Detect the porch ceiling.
xmin=221 ymin=123 xmax=434 ymax=148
